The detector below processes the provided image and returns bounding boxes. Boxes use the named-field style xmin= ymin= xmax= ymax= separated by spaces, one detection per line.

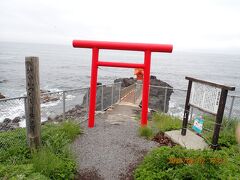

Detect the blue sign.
xmin=192 ymin=116 xmax=204 ymax=134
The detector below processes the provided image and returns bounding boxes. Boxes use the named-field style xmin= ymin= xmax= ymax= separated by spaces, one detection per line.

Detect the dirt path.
xmin=72 ymin=103 xmax=157 ymax=180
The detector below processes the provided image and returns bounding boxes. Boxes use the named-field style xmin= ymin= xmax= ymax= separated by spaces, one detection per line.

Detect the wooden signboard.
xmin=181 ymin=76 xmax=235 ymax=149
xmin=190 ymin=82 xmax=221 ymax=115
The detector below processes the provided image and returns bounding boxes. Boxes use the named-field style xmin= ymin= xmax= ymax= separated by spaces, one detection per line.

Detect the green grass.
xmin=138 ymin=126 xmax=153 ymax=139
xmin=135 ymin=118 xmax=240 ymax=179
xmin=138 ymin=112 xmax=182 ymax=139
xmin=197 ymin=115 xmax=239 ymax=146
xmin=0 ymin=120 xmax=81 ymax=179
xmin=152 ymin=113 xmax=182 ymax=132
xmin=134 ymin=145 xmax=240 ymax=179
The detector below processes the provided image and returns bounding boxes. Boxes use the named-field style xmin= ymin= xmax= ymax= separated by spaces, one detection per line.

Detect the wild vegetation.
xmin=135 ymin=112 xmax=240 ymax=179
xmin=0 ymin=121 xmax=81 ymax=179
xmin=138 ymin=112 xmax=182 ymax=139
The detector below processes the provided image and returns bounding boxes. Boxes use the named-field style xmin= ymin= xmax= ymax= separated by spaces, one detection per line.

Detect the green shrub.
xmin=0 ymin=128 xmax=30 ymax=165
xmin=138 ymin=126 xmax=153 ymax=139
xmin=218 ymin=120 xmax=238 ymax=147
xmin=134 ymin=146 xmax=240 ymax=179
xmin=0 ymin=120 xmax=81 ymax=179
xmin=203 ymin=118 xmax=238 ymax=147
xmin=152 ymin=113 xmax=182 ymax=132
xmin=32 ymin=148 xmax=75 ymax=179
xmin=0 ymin=164 xmax=33 ymax=179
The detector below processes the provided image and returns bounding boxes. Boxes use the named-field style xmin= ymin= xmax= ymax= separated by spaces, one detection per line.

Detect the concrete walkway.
xmin=165 ymin=130 xmax=209 ymax=150
xmin=72 ymin=103 xmax=157 ymax=180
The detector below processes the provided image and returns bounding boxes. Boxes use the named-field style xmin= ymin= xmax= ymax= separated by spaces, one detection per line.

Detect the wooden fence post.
xmin=25 ymin=57 xmax=41 ymax=149
xmin=211 ymin=89 xmax=228 ymax=149
xmin=181 ymin=80 xmax=192 ymax=136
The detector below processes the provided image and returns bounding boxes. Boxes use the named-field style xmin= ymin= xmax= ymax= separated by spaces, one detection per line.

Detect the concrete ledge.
xmin=165 ymin=130 xmax=209 ymax=150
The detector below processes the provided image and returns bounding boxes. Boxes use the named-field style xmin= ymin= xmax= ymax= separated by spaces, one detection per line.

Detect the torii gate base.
xmin=73 ymin=40 xmax=173 ymax=128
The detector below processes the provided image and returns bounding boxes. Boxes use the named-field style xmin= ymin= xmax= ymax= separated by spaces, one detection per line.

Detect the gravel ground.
xmin=72 ymin=103 xmax=158 ymax=180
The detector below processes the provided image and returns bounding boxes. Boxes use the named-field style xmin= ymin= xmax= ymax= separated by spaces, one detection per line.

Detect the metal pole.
xmin=88 ymin=48 xmax=99 ymax=128
xmin=24 ymin=97 xmax=29 ymax=145
xmin=86 ymin=88 xmax=89 ymax=114
xmin=111 ymin=84 xmax=114 ymax=105
xmin=118 ymin=83 xmax=121 ymax=102
xmin=62 ymin=91 xmax=66 ymax=119
xmin=141 ymin=50 xmax=151 ymax=126
xmin=101 ymin=85 xmax=104 ymax=111
xmin=228 ymin=96 xmax=235 ymax=121
xmin=163 ymin=87 xmax=168 ymax=113
xmin=133 ymin=83 xmax=136 ymax=104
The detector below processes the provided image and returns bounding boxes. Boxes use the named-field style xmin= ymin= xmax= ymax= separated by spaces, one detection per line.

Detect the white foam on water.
xmin=168 ymin=100 xmax=184 ymax=118
xmin=19 ymin=116 xmax=48 ymax=128
xmin=19 ymin=119 xmax=26 ymax=128
xmin=66 ymin=94 xmax=75 ymax=100
xmin=0 ymin=101 xmax=25 ymax=122
xmin=42 ymin=86 xmax=62 ymax=93
xmin=41 ymin=100 xmax=60 ymax=108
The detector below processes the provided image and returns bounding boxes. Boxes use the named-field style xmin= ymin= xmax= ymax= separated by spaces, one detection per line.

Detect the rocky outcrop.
xmin=148 ymin=75 xmax=173 ymax=113
xmin=46 ymin=105 xmax=87 ymax=123
xmin=116 ymin=76 xmax=173 ymax=113
xmin=0 ymin=92 xmax=5 ymax=99
xmin=0 ymin=80 xmax=8 ymax=83
xmin=0 ymin=117 xmax=21 ymax=132
xmin=114 ymin=77 xmax=136 ymax=88
xmin=82 ymin=83 xmax=120 ymax=111
xmin=40 ymin=89 xmax=60 ymax=103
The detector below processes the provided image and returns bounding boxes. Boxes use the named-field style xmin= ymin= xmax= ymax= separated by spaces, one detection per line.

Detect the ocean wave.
xmin=0 ymin=101 xmax=25 ymax=122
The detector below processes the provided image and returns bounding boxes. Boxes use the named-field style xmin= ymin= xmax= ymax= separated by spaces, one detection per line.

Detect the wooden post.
xmin=211 ymin=89 xmax=228 ymax=149
xmin=181 ymin=80 xmax=192 ymax=136
xmin=25 ymin=57 xmax=41 ymax=149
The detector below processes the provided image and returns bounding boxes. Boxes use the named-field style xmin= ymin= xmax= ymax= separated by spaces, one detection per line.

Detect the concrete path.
xmin=165 ymin=130 xmax=209 ymax=150
xmin=72 ymin=103 xmax=157 ymax=180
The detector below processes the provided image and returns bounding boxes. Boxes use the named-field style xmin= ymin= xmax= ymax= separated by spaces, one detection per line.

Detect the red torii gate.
xmin=73 ymin=40 xmax=173 ymax=128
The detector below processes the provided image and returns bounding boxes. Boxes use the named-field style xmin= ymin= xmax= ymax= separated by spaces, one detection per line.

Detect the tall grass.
xmin=138 ymin=112 xmax=182 ymax=139
xmin=152 ymin=113 xmax=182 ymax=132
xmin=138 ymin=126 xmax=153 ymax=139
xmin=0 ymin=120 xmax=81 ymax=179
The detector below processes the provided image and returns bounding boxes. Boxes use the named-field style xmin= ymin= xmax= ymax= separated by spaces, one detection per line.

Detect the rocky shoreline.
xmin=0 ymin=92 xmax=5 ymax=99
xmin=0 ymin=76 xmax=173 ymax=132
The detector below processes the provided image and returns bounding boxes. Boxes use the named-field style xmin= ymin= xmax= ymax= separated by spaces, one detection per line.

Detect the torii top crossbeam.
xmin=73 ymin=40 xmax=173 ymax=128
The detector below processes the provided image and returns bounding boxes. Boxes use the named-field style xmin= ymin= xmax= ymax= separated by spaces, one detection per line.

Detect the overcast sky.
xmin=0 ymin=0 xmax=240 ymax=51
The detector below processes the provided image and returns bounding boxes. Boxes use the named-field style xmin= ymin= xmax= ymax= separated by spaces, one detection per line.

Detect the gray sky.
xmin=0 ymin=0 xmax=240 ymax=51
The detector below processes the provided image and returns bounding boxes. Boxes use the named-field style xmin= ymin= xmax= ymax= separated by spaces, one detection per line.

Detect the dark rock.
xmin=47 ymin=117 xmax=52 ymax=121
xmin=114 ymin=77 xmax=136 ymax=88
xmin=75 ymin=104 xmax=82 ymax=110
xmin=150 ymin=75 xmax=157 ymax=80
xmin=3 ymin=118 xmax=11 ymax=123
xmin=0 ymin=92 xmax=5 ymax=99
xmin=8 ymin=122 xmax=19 ymax=129
xmin=12 ymin=116 xmax=21 ymax=123
xmin=40 ymin=89 xmax=61 ymax=103
xmin=40 ymin=89 xmax=51 ymax=94
xmin=41 ymin=94 xmax=60 ymax=103
xmin=0 ymin=79 xmax=8 ymax=83
xmin=148 ymin=77 xmax=173 ymax=113
xmin=0 ymin=118 xmax=20 ymax=132
xmin=97 ymin=82 xmax=102 ymax=86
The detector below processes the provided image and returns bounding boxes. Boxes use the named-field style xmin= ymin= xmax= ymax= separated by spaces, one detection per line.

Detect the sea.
xmin=0 ymin=42 xmax=240 ymax=124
